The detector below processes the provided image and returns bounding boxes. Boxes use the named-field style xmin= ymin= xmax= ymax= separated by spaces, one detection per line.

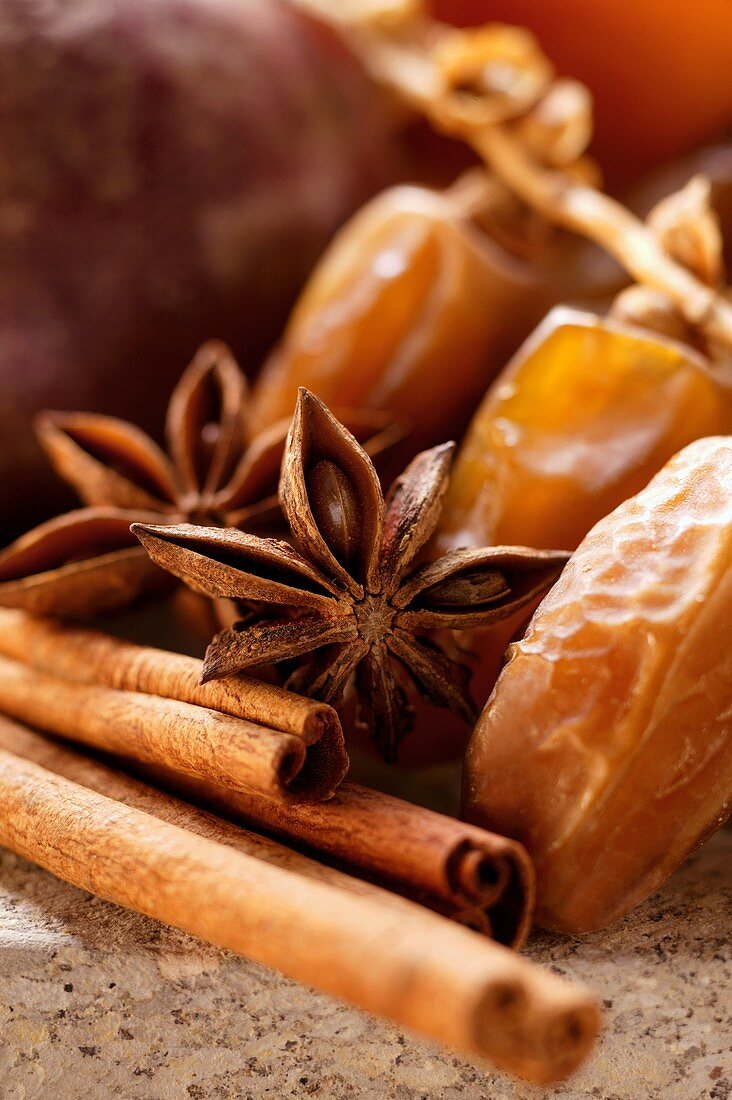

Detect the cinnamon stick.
xmin=0 ymin=608 xmax=533 ymax=944
xmin=0 ymin=654 xmax=338 ymax=805
xmin=0 ymin=718 xmax=428 ymax=914
xmin=0 ymin=608 xmax=348 ymax=802
xmin=149 ymin=769 xmax=535 ymax=948
xmin=0 ymin=735 xmax=599 ymax=1083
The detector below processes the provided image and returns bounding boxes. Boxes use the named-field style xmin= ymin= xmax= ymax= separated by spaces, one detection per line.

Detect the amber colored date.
xmin=437 ymin=307 xmax=732 ymax=553
xmin=462 ymin=436 xmax=732 ymax=932
xmin=249 ymin=187 xmax=618 ymax=454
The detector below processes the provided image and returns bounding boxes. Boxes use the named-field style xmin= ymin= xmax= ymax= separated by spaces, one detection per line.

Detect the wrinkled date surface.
xmin=463 ymin=436 xmax=732 ymax=932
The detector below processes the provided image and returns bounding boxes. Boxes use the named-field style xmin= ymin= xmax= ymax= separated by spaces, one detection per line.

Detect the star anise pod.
xmin=0 ymin=342 xmax=400 ymax=619
xmin=132 ymin=389 xmax=568 ymax=761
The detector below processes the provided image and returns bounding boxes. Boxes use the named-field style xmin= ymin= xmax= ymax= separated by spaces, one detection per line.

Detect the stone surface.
xmin=0 ymin=830 xmax=729 ymax=1100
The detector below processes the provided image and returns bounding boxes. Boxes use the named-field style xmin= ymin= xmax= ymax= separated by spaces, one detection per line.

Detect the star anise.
xmin=132 ymin=389 xmax=568 ymax=761
xmin=0 ymin=342 xmax=400 ymax=619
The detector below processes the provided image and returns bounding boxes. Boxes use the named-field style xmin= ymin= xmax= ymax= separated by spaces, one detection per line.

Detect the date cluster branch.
xmin=304 ymin=0 xmax=732 ymax=353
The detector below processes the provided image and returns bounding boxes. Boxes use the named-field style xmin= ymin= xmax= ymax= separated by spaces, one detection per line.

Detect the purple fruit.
xmin=0 ymin=0 xmax=406 ymax=534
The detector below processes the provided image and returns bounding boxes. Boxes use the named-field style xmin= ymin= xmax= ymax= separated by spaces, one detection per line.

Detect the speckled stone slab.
xmin=0 ymin=830 xmax=729 ymax=1100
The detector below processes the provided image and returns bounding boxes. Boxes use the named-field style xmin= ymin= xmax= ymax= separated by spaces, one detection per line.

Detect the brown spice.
xmin=0 ymin=341 xmax=400 ymax=619
xmin=142 ymin=765 xmax=535 ymax=948
xmin=134 ymin=389 xmax=568 ymax=760
xmin=0 ymin=718 xmax=430 ymax=917
xmin=0 ymin=656 xmax=328 ymax=803
xmin=0 ymin=607 xmax=345 ymax=776
xmin=0 ymin=609 xmax=348 ymax=803
xmin=0 ymin=608 xmax=533 ymax=942
xmin=0 ymin=724 xmax=599 ymax=1083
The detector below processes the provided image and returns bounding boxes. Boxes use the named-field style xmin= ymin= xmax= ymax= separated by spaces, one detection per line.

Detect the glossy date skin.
xmin=437 ymin=308 xmax=732 ymax=553
xmin=434 ymin=308 xmax=732 ymax=721
xmin=462 ymin=437 xmax=732 ymax=932
xmin=249 ymin=188 xmax=619 ymax=456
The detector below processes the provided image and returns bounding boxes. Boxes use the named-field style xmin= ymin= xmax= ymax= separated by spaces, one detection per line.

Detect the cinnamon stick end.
xmin=474 ymin=979 xmax=600 ymax=1084
xmin=277 ymin=706 xmax=349 ymax=803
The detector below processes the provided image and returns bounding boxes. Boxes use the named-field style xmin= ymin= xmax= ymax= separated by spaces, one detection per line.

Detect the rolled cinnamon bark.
xmin=0 ymin=718 xmax=427 ymax=913
xmin=0 ymin=608 xmax=347 ymax=800
xmin=139 ymin=768 xmax=535 ymax=948
xmin=0 ymin=655 xmax=331 ymax=805
xmin=0 ymin=608 xmax=534 ymax=943
xmin=0 ymin=740 xmax=599 ymax=1083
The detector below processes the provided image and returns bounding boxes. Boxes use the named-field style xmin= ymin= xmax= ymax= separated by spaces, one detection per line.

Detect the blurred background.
xmin=1 ymin=0 xmax=731 ymax=538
